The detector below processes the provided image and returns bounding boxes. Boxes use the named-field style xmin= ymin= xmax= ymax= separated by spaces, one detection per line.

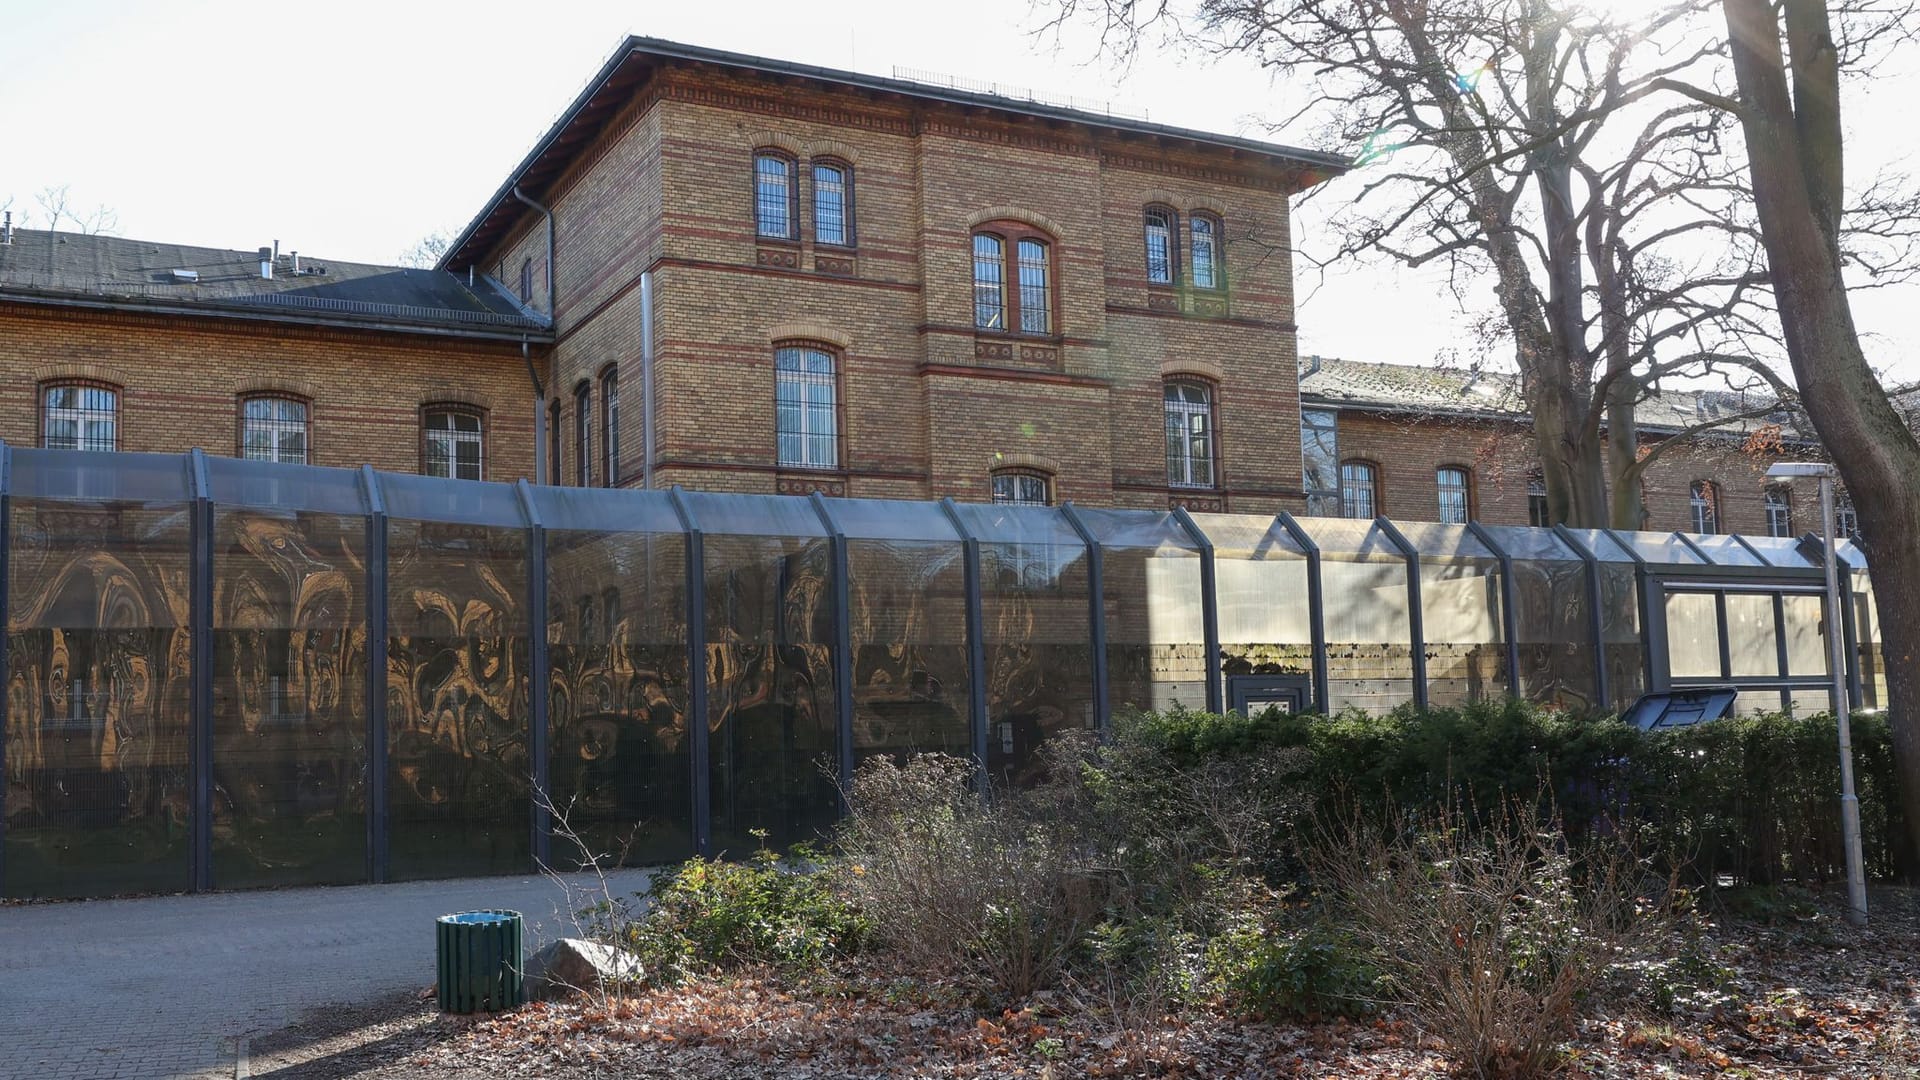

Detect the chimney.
xmin=291 ymin=251 xmax=300 ymax=274
xmin=259 ymin=246 xmax=274 ymax=279
xmin=2 ymin=210 xmax=11 ymax=245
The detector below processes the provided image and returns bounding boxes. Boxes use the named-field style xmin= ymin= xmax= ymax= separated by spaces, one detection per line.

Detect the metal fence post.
xmin=1466 ymin=520 xmax=1523 ymax=700
xmin=360 ymin=466 xmax=390 ymax=883
xmin=1375 ymin=517 xmax=1428 ymax=711
xmin=939 ymin=499 xmax=991 ymax=787
xmin=1553 ymin=525 xmax=1612 ymax=714
xmin=1059 ymin=503 xmax=1109 ymax=734
xmin=668 ymin=487 xmax=711 ymax=857
xmin=1170 ymin=506 xmax=1224 ymax=714
xmin=188 ymin=449 xmax=214 ymax=892
xmin=1275 ymin=513 xmax=1329 ymax=712
xmin=514 ymin=480 xmax=552 ymax=869
xmin=808 ymin=493 xmax=856 ymax=799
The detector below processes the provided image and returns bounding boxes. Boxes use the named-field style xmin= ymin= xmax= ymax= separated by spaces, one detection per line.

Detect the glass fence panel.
xmin=206 ymin=457 xmax=366 ymax=516
xmin=1401 ymin=523 xmax=1503 ymax=707
xmin=1615 ymin=530 xmax=1707 ymax=564
xmin=1299 ymin=519 xmax=1412 ymax=714
xmin=1788 ymin=689 xmax=1831 ymax=717
xmin=680 ymin=490 xmax=828 ymax=537
xmin=1742 ymin=536 xmax=1819 ymax=569
xmin=1692 ymin=535 xmax=1765 ymax=566
xmin=1781 ymin=594 xmax=1828 ymax=676
xmin=950 ymin=503 xmax=1094 ymax=787
xmin=1854 ymin=580 xmax=1886 ymax=708
xmin=1191 ymin=514 xmax=1312 ymax=702
xmin=846 ymin=538 xmax=971 ymax=768
xmin=828 ymin=498 xmax=964 ymax=542
xmin=1481 ymin=526 xmax=1594 ymax=709
xmin=702 ymin=534 xmax=838 ymax=854
xmin=1600 ymin=563 xmax=1645 ymax=710
xmin=546 ymin=527 xmax=691 ymax=868
xmin=379 ymin=474 xmax=526 ymax=528
xmin=6 ymin=497 xmax=193 ymax=898
xmin=1725 ymin=593 xmax=1781 ymax=678
xmin=1073 ymin=509 xmax=1205 ymax=715
xmin=1665 ymin=592 xmax=1722 ymax=679
xmin=211 ymin=508 xmax=368 ymax=889
xmin=385 ymin=519 xmax=531 ymax=880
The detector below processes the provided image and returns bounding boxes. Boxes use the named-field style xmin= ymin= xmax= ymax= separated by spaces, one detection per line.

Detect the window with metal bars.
xmin=1765 ymin=485 xmax=1793 ymax=538
xmin=423 ymin=408 xmax=483 ymax=480
xmin=754 ymin=152 xmax=797 ymax=240
xmin=1341 ymin=461 xmax=1377 ymax=519
xmin=601 ymin=367 xmax=620 ymax=487
xmin=972 ymin=224 xmax=1056 ymax=335
xmin=240 ymin=396 xmax=309 ymax=464
xmin=973 ymin=233 xmax=1006 ymax=330
xmin=775 ymin=345 xmax=838 ymax=469
xmin=1436 ymin=466 xmax=1470 ymax=524
xmin=574 ymin=382 xmax=592 ymax=487
xmin=1527 ymin=473 xmax=1550 ymax=527
xmin=1836 ymin=496 xmax=1859 ymax=539
xmin=1144 ymin=206 xmax=1177 ymax=285
xmin=42 ymin=383 xmax=118 ymax=452
xmin=1690 ymin=480 xmax=1720 ymax=534
xmin=1190 ymin=212 xmax=1223 ymax=290
xmin=548 ymin=399 xmax=562 ymax=485
xmin=1164 ymin=381 xmax=1215 ymax=488
xmin=1016 ymin=239 xmax=1051 ymax=334
xmin=991 ymin=469 xmax=1051 ymax=506
xmin=812 ymin=161 xmax=852 ymax=247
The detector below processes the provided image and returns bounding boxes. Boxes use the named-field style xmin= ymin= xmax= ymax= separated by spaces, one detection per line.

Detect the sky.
xmin=2 ymin=0 xmax=1916 ymax=380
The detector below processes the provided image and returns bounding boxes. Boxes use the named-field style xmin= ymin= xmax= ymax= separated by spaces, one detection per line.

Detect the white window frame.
xmin=1164 ymin=381 xmax=1215 ymax=489
xmin=1436 ymin=466 xmax=1470 ymax=524
xmin=1341 ymin=461 xmax=1377 ymax=519
xmin=43 ymin=384 xmax=119 ymax=452
xmin=1764 ymin=485 xmax=1793 ymax=538
xmin=424 ymin=409 xmax=484 ymax=481
xmin=1690 ymin=481 xmax=1719 ymax=535
xmin=991 ymin=470 xmax=1051 ymax=507
xmin=775 ymin=345 xmax=838 ymax=470
xmin=240 ymin=396 xmax=309 ymax=465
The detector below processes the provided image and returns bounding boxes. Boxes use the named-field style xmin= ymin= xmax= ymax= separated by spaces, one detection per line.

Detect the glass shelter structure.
xmin=0 ymin=447 xmax=1882 ymax=897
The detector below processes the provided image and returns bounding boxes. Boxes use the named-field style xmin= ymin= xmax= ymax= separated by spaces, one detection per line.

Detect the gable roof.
xmin=1299 ymin=356 xmax=1809 ymax=440
xmin=439 ymin=36 xmax=1351 ymax=270
xmin=0 ymin=228 xmax=548 ymax=341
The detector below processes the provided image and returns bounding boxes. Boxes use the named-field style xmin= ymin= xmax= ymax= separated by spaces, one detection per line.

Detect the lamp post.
xmin=1767 ymin=461 xmax=1868 ymax=926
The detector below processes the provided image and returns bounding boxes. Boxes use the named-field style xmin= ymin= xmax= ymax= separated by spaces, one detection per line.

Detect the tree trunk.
xmin=1724 ymin=0 xmax=1920 ymax=869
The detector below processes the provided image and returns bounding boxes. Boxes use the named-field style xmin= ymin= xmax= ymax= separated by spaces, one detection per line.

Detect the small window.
xmin=600 ymin=367 xmax=620 ymax=487
xmin=240 ymin=396 xmax=309 ymax=465
xmin=1341 ymin=461 xmax=1377 ymax=519
xmin=547 ymin=399 xmax=562 ymax=486
xmin=424 ymin=408 xmax=483 ymax=480
xmin=1190 ymin=213 xmax=1222 ymax=291
xmin=812 ymin=161 xmax=852 ymax=247
xmin=1527 ymin=473 xmax=1550 ymax=527
xmin=42 ymin=382 xmax=119 ymax=452
xmin=775 ymin=345 xmax=838 ymax=469
xmin=1437 ymin=466 xmax=1470 ymax=524
xmin=754 ymin=152 xmax=797 ymax=240
xmin=1164 ymin=381 xmax=1215 ymax=489
xmin=1144 ymin=206 xmax=1177 ymax=285
xmin=1836 ymin=495 xmax=1859 ymax=540
xmin=1690 ymin=480 xmax=1719 ymax=534
xmin=972 ymin=223 xmax=1056 ymax=336
xmin=574 ymin=382 xmax=592 ymax=487
xmin=1765 ymin=485 xmax=1793 ymax=538
xmin=992 ymin=469 xmax=1052 ymax=506
xmin=519 ymin=258 xmax=533 ymax=304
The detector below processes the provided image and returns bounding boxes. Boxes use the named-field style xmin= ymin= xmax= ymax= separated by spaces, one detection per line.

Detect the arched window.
xmin=547 ymin=398 xmax=562 ymax=485
xmin=518 ymin=257 xmax=533 ymax=303
xmin=991 ymin=468 xmax=1052 ymax=506
xmin=1164 ymin=380 xmax=1216 ymax=489
xmin=971 ymin=223 xmax=1055 ymax=335
xmin=1436 ymin=466 xmax=1471 ymax=523
xmin=423 ymin=407 xmax=483 ymax=480
xmin=240 ymin=395 xmax=309 ymax=464
xmin=574 ymin=381 xmax=592 ymax=487
xmin=41 ymin=381 xmax=119 ymax=452
xmin=1526 ymin=471 xmax=1550 ymax=527
xmin=1765 ymin=484 xmax=1794 ymax=537
xmin=1341 ymin=461 xmax=1378 ymax=519
xmin=812 ymin=160 xmax=853 ymax=247
xmin=1689 ymin=480 xmax=1720 ymax=534
xmin=754 ymin=151 xmax=797 ymax=239
xmin=1190 ymin=212 xmax=1223 ymax=291
xmin=600 ymin=366 xmax=620 ymax=487
xmin=1144 ymin=206 xmax=1178 ymax=285
xmin=775 ymin=344 xmax=838 ymax=469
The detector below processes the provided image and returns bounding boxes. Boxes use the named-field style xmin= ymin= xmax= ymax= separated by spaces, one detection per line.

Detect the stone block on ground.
xmin=524 ymin=938 xmax=645 ymax=1000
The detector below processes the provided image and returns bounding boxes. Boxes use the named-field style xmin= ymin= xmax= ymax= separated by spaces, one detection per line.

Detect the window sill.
xmin=755 ymin=239 xmax=802 ymax=270
xmin=775 ymin=469 xmax=846 ymax=497
xmin=973 ymin=330 xmax=1062 ymax=369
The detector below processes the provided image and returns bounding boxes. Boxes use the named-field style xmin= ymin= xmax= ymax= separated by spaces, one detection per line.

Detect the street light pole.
xmin=1818 ymin=472 xmax=1870 ymax=926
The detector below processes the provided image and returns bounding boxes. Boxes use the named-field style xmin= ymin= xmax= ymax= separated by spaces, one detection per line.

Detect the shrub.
xmin=1205 ymin=914 xmax=1379 ymax=1020
xmin=612 ymin=838 xmax=870 ymax=985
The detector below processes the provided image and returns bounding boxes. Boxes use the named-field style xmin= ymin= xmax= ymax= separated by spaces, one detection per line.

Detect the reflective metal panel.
xmin=1297 ymin=518 xmax=1412 ymax=714
xmin=206 ymin=457 xmax=366 ymax=516
xmin=1399 ymin=523 xmax=1505 ymax=707
xmin=845 ymin=536 xmax=971 ymax=768
xmin=1191 ymin=513 xmax=1313 ymax=694
xmin=1482 ymin=525 xmax=1594 ymax=708
xmin=1072 ymin=509 xmax=1206 ymax=715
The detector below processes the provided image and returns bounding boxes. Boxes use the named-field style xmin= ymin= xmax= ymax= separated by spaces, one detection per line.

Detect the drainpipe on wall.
xmin=510 ymin=186 xmax=556 ymax=319
xmin=640 ymin=271 xmax=656 ymax=489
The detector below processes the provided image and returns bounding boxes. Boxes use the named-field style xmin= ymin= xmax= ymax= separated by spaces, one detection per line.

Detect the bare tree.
xmin=30 ymin=184 xmax=118 ymax=235
xmin=397 ymin=229 xmax=454 ymax=269
xmin=1045 ymin=0 xmax=1810 ymax=527
xmin=1712 ymin=0 xmax=1920 ymax=867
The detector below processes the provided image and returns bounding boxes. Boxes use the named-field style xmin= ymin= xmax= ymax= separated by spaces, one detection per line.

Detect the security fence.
xmin=0 ymin=446 xmax=1883 ymax=897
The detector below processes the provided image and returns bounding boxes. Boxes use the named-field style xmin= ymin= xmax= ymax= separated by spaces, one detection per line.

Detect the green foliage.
xmin=617 ymin=836 xmax=870 ymax=985
xmin=1205 ymin=916 xmax=1380 ymax=1020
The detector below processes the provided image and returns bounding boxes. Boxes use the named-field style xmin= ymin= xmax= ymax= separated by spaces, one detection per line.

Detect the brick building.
xmin=439 ymin=37 xmax=1345 ymax=511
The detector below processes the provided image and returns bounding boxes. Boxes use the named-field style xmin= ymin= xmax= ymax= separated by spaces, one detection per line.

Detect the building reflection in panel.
xmin=5 ymin=451 xmax=194 ymax=898
xmin=1480 ymin=525 xmax=1595 ymax=709
xmin=537 ymin=487 xmax=691 ymax=868
xmin=382 ymin=477 xmax=531 ymax=881
xmin=1562 ymin=530 xmax=1647 ymax=711
xmin=1298 ymin=518 xmax=1412 ymax=714
xmin=949 ymin=503 xmax=1095 ymax=787
xmin=1071 ymin=509 xmax=1206 ymax=715
xmin=1400 ymin=522 xmax=1506 ymax=708
xmin=1190 ymin=513 xmax=1313 ymax=711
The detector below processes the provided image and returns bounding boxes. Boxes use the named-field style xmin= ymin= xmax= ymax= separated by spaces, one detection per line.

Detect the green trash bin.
xmin=436 ymin=910 xmax=526 ymax=1013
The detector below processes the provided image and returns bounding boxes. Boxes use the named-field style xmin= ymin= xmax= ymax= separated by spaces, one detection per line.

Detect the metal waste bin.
xmin=435 ymin=910 xmax=526 ymax=1013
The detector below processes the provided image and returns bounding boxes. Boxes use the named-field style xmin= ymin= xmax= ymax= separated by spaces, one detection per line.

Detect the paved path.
xmin=0 ymin=869 xmax=655 ymax=1080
